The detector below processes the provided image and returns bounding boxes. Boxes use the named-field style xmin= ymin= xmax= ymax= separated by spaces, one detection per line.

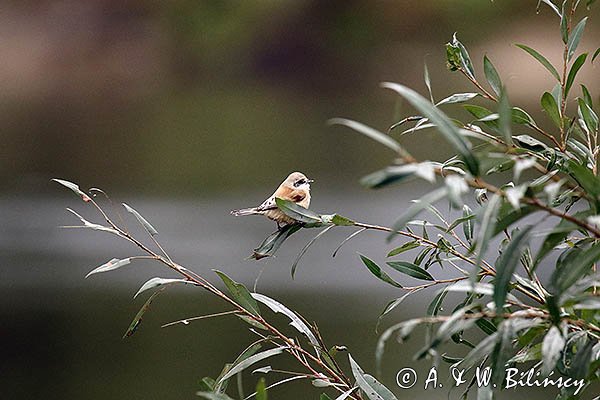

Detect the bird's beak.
xmin=307 ymin=179 xmax=314 ymax=183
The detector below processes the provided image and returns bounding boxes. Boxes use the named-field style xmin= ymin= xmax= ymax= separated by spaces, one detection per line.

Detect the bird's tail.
xmin=230 ymin=207 xmax=261 ymax=217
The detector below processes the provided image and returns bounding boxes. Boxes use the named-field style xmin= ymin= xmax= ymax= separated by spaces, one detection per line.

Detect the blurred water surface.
xmin=3 ymin=187 xmax=598 ymax=399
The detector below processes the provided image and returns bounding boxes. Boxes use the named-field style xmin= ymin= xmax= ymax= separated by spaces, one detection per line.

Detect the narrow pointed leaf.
xmin=381 ymin=82 xmax=479 ymax=175
xmin=436 ymin=92 xmax=479 ymax=106
xmin=551 ymin=241 xmax=600 ymax=294
xmin=123 ymin=287 xmax=165 ymax=338
xmin=427 ymin=288 xmax=448 ymax=316
xmin=86 ymin=257 xmax=131 ymax=278
xmin=328 ymin=118 xmax=402 ymax=153
xmin=275 ymin=198 xmax=322 ymax=224
xmin=494 ymin=225 xmax=534 ymax=310
xmin=483 ymin=55 xmax=502 ymax=97
xmin=251 ymin=293 xmax=320 ymax=347
xmin=386 ymin=261 xmax=434 ymax=281
xmin=349 ymin=355 xmax=398 ymax=400
xmin=578 ymin=98 xmax=598 ymax=134
xmin=474 ymin=194 xmax=501 ymax=276
xmin=541 ymin=326 xmax=565 ymax=375
xmin=567 ymin=17 xmax=588 ymax=61
xmin=498 ymin=88 xmax=513 ymax=145
xmin=581 ymin=84 xmax=593 ymax=108
xmin=64 ymin=208 xmax=119 ymax=235
xmin=123 ymin=203 xmax=158 ymax=236
xmin=52 ymin=178 xmax=91 ymax=202
xmin=593 ymin=47 xmax=600 ymax=63
xmin=538 ymin=0 xmax=561 ymax=16
xmin=541 ymin=92 xmax=562 ymax=128
xmin=565 ymin=53 xmax=587 ymax=98
xmin=217 ymin=348 xmax=285 ymax=385
xmin=133 ymin=277 xmax=191 ymax=299
xmin=215 ymin=270 xmax=261 ymax=316
xmin=255 ymin=377 xmax=268 ymax=400
xmin=359 ymin=254 xmax=402 ymax=288
xmin=251 ymin=224 xmax=302 ymax=260
xmin=424 ymin=62 xmax=434 ymax=103
xmin=334 ymin=387 xmax=358 ymax=400
xmin=516 ymin=44 xmax=560 ymax=81
xmin=387 ymin=241 xmax=420 ymax=257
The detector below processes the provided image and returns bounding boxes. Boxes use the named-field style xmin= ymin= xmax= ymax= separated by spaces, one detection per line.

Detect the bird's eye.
xmin=294 ymin=179 xmax=306 ymax=187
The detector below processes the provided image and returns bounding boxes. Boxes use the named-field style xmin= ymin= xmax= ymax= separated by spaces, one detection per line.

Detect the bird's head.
xmin=284 ymin=172 xmax=314 ymax=191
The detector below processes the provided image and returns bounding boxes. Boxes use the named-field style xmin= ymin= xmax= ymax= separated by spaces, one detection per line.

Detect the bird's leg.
xmin=276 ymin=222 xmax=283 ymax=231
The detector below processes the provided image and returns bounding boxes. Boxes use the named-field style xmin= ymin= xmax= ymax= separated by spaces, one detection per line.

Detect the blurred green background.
xmin=2 ymin=1 xmax=600 ymax=399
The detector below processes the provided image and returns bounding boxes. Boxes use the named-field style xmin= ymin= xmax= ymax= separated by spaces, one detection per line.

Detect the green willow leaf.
xmin=551 ymin=241 xmax=600 ymax=294
xmin=216 ymin=347 xmax=285 ymax=385
xmin=359 ymin=254 xmax=402 ymax=288
xmin=513 ymin=135 xmax=547 ymax=152
xmin=581 ymin=84 xmax=593 ymax=107
xmin=381 ymin=82 xmax=479 ymax=175
xmin=578 ymin=98 xmax=599 ymax=134
xmin=474 ymin=194 xmax=501 ymax=276
xmin=483 ymin=55 xmax=502 ymax=97
xmin=537 ymin=0 xmax=561 ymax=16
xmin=541 ymin=91 xmax=562 ymax=128
xmin=123 ymin=287 xmax=165 ymax=338
xmin=427 ymin=288 xmax=448 ymax=316
xmin=275 ymin=198 xmax=322 ymax=224
xmin=567 ymin=17 xmax=588 ymax=61
xmin=123 ymin=203 xmax=158 ymax=236
xmin=476 ymin=318 xmax=497 ymax=335
xmin=565 ymin=53 xmax=588 ymax=98
xmin=516 ymin=44 xmax=561 ymax=81
xmin=534 ymin=216 xmax=582 ymax=270
xmin=498 ymin=88 xmax=513 ymax=145
xmin=377 ymin=291 xmax=415 ymax=330
xmin=85 ymin=257 xmax=131 ymax=278
xmin=133 ymin=277 xmax=191 ymax=299
xmin=511 ymin=107 xmax=536 ymax=125
xmin=52 ymin=178 xmax=91 ymax=202
xmin=251 ymin=293 xmax=320 ymax=347
xmin=214 ymin=270 xmax=261 ymax=316
xmin=386 ymin=261 xmax=434 ymax=281
xmin=251 ymin=224 xmax=302 ymax=260
xmin=331 ymin=214 xmax=356 ymax=226
xmin=593 ymin=47 xmax=600 ymax=63
xmin=560 ymin=2 xmax=569 ymax=44
xmin=494 ymin=225 xmax=534 ymax=310
xmin=542 ymin=326 xmax=565 ymax=375
xmin=387 ymin=241 xmax=420 ymax=257
xmin=436 ymin=92 xmax=479 ymax=106
xmin=328 ymin=118 xmax=403 ymax=153
xmin=255 ymin=377 xmax=268 ymax=400
xmin=566 ymin=159 xmax=600 ymax=205
xmin=360 ymin=166 xmax=417 ymax=189
xmin=424 ymin=61 xmax=434 ymax=103
xmin=349 ymin=355 xmax=398 ymax=400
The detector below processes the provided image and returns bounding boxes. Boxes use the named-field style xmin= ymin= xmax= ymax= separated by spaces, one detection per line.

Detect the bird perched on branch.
xmin=230 ymin=172 xmax=313 ymax=228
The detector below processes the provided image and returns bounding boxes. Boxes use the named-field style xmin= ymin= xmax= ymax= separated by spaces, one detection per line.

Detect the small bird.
xmin=231 ymin=172 xmax=314 ymax=227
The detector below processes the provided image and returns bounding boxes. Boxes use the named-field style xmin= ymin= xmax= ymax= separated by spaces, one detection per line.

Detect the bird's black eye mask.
xmin=294 ymin=179 xmax=306 ymax=187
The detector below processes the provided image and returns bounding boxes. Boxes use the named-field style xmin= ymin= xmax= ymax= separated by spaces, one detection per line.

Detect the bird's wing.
xmin=255 ymin=195 xmax=277 ymax=211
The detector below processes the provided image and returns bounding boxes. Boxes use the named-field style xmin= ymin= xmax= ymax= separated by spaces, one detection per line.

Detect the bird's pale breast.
xmin=264 ymin=209 xmax=296 ymax=225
